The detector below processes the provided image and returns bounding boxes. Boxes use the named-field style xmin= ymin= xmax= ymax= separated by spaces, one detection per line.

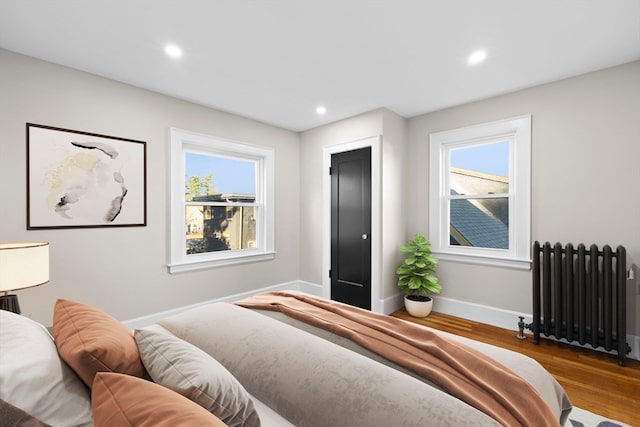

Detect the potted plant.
xmin=396 ymin=233 xmax=442 ymax=317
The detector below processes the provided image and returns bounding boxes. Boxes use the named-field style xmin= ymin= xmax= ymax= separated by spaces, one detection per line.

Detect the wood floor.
xmin=391 ymin=309 xmax=640 ymax=426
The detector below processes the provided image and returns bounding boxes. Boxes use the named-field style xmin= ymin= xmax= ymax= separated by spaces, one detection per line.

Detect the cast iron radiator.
xmin=529 ymin=241 xmax=630 ymax=365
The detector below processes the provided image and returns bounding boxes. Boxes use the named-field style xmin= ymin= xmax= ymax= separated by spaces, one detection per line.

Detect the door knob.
xmin=362 ymin=234 xmax=368 ymax=240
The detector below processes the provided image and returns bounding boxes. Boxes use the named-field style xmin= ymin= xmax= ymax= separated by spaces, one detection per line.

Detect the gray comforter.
xmin=156 ymin=302 xmax=571 ymax=427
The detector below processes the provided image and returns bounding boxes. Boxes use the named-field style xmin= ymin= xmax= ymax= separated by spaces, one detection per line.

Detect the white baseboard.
xmin=123 ymin=280 xmax=322 ymax=330
xmin=294 ymin=280 xmax=324 ymax=296
xmin=378 ymin=292 xmax=405 ymax=315
xmin=433 ymin=296 xmax=530 ymax=331
xmin=628 ymin=334 xmax=640 ymax=362
xmin=123 ymin=281 xmax=639 ymax=362
xmin=433 ymin=295 xmax=640 ymax=362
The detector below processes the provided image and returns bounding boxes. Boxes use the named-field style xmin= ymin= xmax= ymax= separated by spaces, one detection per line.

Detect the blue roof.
xmin=450 ymin=193 xmax=508 ymax=249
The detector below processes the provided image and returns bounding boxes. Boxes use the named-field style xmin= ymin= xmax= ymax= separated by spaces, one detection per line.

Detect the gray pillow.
xmin=0 ymin=310 xmax=92 ymax=427
xmin=134 ymin=327 xmax=260 ymax=427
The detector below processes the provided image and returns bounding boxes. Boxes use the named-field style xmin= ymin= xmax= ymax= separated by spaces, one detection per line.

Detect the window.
xmin=429 ymin=116 xmax=531 ymax=269
xmin=169 ymin=128 xmax=274 ymax=273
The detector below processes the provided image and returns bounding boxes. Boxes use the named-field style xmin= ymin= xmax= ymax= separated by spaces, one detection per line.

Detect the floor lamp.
xmin=0 ymin=242 xmax=49 ymax=314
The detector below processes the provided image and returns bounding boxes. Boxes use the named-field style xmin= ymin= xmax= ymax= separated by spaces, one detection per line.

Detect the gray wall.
xmin=2 ymin=47 xmax=638 ymax=337
xmin=406 ymin=61 xmax=640 ymax=335
xmin=298 ymin=108 xmax=408 ymax=310
xmin=299 ymin=109 xmax=383 ymax=288
xmin=0 ymin=49 xmax=301 ymax=325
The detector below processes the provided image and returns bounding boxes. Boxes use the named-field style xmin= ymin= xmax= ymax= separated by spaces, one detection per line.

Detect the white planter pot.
xmin=404 ymin=295 xmax=433 ymax=318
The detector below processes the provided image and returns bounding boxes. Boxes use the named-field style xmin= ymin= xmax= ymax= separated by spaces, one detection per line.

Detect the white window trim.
xmin=429 ymin=115 xmax=531 ymax=270
xmin=168 ymin=128 xmax=275 ymax=273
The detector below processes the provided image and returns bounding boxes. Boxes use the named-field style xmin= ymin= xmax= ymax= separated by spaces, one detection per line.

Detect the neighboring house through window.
xmin=169 ymin=128 xmax=274 ymax=273
xmin=429 ymin=115 xmax=531 ymax=269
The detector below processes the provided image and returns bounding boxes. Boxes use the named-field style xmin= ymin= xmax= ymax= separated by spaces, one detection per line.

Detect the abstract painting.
xmin=27 ymin=123 xmax=147 ymax=229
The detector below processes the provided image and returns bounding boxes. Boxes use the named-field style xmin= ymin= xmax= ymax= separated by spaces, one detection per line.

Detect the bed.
xmin=0 ymin=291 xmax=572 ymax=426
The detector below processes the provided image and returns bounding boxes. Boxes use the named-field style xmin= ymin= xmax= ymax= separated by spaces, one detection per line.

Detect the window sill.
xmin=433 ymin=251 xmax=531 ymax=270
xmin=168 ymin=251 xmax=276 ymax=274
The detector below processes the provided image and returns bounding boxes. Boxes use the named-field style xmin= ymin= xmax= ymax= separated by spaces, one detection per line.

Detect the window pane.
xmin=185 ymin=152 xmax=256 ymax=201
xmin=449 ymin=198 xmax=508 ymax=249
xmin=450 ymin=141 xmax=509 ymax=195
xmin=186 ymin=205 xmax=257 ymax=254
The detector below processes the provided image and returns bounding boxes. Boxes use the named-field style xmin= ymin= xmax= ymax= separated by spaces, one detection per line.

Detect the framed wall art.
xmin=27 ymin=123 xmax=147 ymax=229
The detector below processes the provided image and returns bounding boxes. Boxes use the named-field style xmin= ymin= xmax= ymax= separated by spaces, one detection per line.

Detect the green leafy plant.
xmin=396 ymin=233 xmax=442 ymax=299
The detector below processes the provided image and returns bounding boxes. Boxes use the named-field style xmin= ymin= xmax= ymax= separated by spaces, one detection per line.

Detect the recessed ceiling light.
xmin=164 ymin=44 xmax=183 ymax=59
xmin=468 ymin=50 xmax=487 ymax=65
xmin=316 ymin=105 xmax=327 ymax=115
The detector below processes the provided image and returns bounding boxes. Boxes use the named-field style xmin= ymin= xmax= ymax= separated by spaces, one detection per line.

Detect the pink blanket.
xmin=235 ymin=291 xmax=559 ymax=427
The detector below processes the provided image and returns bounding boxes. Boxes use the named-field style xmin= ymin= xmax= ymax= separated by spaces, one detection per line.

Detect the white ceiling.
xmin=1 ymin=1 xmax=639 ymax=132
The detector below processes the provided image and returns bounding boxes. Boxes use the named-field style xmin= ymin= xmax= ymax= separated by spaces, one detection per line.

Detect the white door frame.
xmin=322 ymin=135 xmax=383 ymax=313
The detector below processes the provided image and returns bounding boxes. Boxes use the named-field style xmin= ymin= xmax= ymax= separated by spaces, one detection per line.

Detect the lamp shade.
xmin=0 ymin=242 xmax=50 ymax=292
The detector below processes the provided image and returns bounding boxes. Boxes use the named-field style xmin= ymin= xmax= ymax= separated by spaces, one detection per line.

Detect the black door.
xmin=330 ymin=147 xmax=371 ymax=310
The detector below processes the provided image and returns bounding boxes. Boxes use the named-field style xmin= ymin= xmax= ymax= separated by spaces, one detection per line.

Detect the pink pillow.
xmin=53 ymin=299 xmax=145 ymax=387
xmin=92 ymin=373 xmax=227 ymax=427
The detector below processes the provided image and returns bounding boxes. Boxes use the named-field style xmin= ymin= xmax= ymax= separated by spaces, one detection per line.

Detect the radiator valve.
xmin=516 ymin=316 xmax=527 ymax=340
